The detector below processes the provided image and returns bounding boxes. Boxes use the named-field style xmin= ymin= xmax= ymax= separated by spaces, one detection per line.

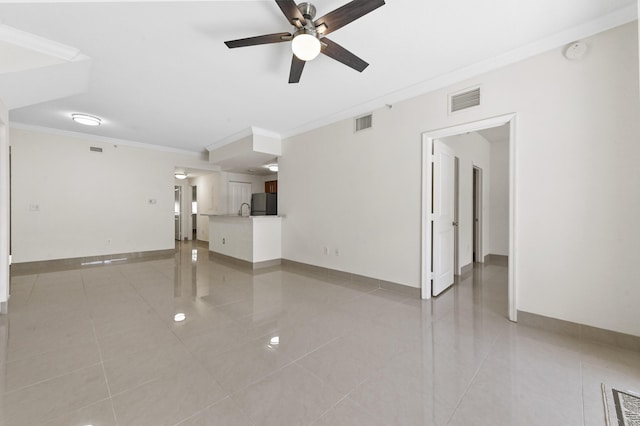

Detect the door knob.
xmin=452 ymin=221 xmax=458 ymax=226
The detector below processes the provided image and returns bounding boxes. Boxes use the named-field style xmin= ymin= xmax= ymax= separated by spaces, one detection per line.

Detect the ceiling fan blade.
xmin=289 ymin=55 xmax=305 ymax=83
xmin=225 ymin=32 xmax=292 ymax=48
xmin=321 ymin=38 xmax=368 ymax=72
xmin=275 ymin=0 xmax=307 ymax=26
xmin=314 ymin=0 xmax=385 ymax=36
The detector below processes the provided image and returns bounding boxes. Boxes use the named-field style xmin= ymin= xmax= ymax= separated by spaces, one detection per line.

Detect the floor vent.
xmin=89 ymin=146 xmax=103 ymax=153
xmin=355 ymin=114 xmax=373 ymax=132
xmin=450 ymin=87 xmax=481 ymax=113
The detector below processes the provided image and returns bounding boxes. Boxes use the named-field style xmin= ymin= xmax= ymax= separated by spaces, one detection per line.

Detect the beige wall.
xmin=280 ymin=22 xmax=640 ymax=336
xmin=10 ymin=128 xmax=215 ymax=262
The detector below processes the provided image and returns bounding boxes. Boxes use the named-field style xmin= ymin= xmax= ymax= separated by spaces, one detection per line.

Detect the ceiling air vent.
xmin=354 ymin=114 xmax=373 ymax=132
xmin=450 ymin=87 xmax=481 ymax=113
xmin=89 ymin=146 xmax=103 ymax=153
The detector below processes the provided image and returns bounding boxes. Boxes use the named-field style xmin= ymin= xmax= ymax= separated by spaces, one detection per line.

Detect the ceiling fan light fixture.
xmin=291 ymin=33 xmax=320 ymax=61
xmin=71 ymin=113 xmax=102 ymax=126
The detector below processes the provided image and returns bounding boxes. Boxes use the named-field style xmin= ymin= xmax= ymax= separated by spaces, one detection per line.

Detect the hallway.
xmin=1 ymin=242 xmax=638 ymax=425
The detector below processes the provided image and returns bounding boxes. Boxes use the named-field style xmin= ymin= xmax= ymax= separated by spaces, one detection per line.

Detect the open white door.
xmin=432 ymin=140 xmax=455 ymax=296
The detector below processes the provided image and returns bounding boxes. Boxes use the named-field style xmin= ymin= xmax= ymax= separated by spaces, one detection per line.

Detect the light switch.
xmin=148 ymin=199 xmax=157 ymax=205
xmin=29 ymin=204 xmax=39 ymax=212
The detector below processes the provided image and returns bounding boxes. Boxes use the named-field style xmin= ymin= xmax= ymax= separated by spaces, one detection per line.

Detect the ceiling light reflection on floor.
xmin=174 ymin=313 xmax=186 ymax=322
xmin=267 ymin=336 xmax=280 ymax=349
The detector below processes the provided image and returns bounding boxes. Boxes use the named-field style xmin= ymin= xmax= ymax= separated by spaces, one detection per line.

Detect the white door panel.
xmin=228 ymin=182 xmax=251 ymax=215
xmin=432 ymin=140 xmax=455 ymax=296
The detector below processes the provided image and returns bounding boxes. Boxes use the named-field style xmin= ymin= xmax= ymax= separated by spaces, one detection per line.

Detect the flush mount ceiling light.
xmin=265 ymin=163 xmax=279 ymax=172
xmin=175 ymin=172 xmax=187 ymax=180
xmin=71 ymin=113 xmax=102 ymax=126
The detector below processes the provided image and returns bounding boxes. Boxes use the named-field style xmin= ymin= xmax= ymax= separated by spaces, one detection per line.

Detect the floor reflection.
xmin=1 ymin=243 xmax=638 ymax=425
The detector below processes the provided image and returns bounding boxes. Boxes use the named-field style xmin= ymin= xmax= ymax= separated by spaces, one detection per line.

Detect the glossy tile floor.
xmin=1 ymin=242 xmax=639 ymax=425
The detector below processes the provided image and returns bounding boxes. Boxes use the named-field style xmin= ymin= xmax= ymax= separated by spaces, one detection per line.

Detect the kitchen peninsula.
xmin=204 ymin=214 xmax=282 ymax=268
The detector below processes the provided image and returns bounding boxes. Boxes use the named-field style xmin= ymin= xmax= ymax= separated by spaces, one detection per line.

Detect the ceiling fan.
xmin=224 ymin=0 xmax=385 ymax=83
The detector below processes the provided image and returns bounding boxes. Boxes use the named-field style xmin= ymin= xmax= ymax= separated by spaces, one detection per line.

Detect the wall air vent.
xmin=354 ymin=114 xmax=373 ymax=132
xmin=449 ymin=87 xmax=481 ymax=113
xmin=89 ymin=146 xmax=103 ymax=153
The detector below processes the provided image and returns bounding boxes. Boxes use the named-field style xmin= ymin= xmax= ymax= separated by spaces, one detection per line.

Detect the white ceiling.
xmin=477 ymin=124 xmax=510 ymax=143
xmin=0 ymin=0 xmax=636 ymax=154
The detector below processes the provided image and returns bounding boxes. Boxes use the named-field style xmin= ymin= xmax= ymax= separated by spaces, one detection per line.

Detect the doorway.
xmin=0 ymin=120 xmax=9 ymax=314
xmin=453 ymin=157 xmax=459 ymax=275
xmin=174 ymin=186 xmax=182 ymax=241
xmin=472 ymin=166 xmax=483 ymax=263
xmin=421 ymin=113 xmax=517 ymax=322
xmin=191 ymin=185 xmax=197 ymax=240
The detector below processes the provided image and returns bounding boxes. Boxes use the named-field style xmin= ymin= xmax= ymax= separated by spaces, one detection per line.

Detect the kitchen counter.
xmin=206 ymin=214 xmax=281 ymax=268
xmin=200 ymin=214 xmax=283 ymax=219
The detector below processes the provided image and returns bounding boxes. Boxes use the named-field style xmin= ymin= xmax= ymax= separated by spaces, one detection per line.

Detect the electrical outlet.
xmin=335 ymin=249 xmax=340 ymax=256
xmin=222 ymin=238 xmax=225 ymax=245
xmin=323 ymin=247 xmax=328 ymax=255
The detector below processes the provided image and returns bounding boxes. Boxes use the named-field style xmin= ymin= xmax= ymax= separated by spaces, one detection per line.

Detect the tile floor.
xmin=1 ymin=242 xmax=639 ymax=425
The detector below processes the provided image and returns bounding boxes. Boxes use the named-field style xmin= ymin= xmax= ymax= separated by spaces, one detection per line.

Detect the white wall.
xmin=489 ymin=137 xmax=510 ymax=256
xmin=281 ymin=22 xmax=640 ymax=336
xmin=439 ymin=132 xmax=491 ymax=271
xmin=10 ymin=128 xmax=215 ymax=262
xmin=209 ymin=217 xmax=253 ymax=262
xmin=0 ymin=98 xmax=9 ymax=311
xmin=208 ymin=216 xmax=281 ymax=263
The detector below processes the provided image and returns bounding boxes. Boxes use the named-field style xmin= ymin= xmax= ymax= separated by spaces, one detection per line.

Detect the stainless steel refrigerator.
xmin=251 ymin=193 xmax=277 ymax=215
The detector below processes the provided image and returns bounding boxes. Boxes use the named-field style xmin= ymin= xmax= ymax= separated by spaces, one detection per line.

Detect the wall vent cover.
xmin=355 ymin=114 xmax=373 ymax=132
xmin=450 ymin=87 xmax=481 ymax=113
xmin=89 ymin=146 xmax=103 ymax=153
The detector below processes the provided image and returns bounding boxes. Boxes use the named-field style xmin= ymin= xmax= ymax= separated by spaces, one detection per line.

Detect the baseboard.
xmin=518 ymin=310 xmax=640 ymax=353
xmin=460 ymin=262 xmax=474 ymax=275
xmin=484 ymin=254 xmax=508 ymax=266
xmin=281 ymin=259 xmax=421 ymax=298
xmin=208 ymin=251 xmax=281 ymax=270
xmin=10 ymin=248 xmax=176 ymax=276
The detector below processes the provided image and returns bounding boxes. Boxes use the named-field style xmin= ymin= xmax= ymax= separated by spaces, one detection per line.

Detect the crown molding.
xmin=10 ymin=122 xmax=205 ymax=157
xmin=0 ymin=24 xmax=88 ymax=62
xmin=281 ymin=4 xmax=638 ymax=140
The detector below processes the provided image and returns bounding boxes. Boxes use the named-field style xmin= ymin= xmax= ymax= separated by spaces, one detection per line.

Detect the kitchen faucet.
xmin=239 ymin=202 xmax=250 ymax=216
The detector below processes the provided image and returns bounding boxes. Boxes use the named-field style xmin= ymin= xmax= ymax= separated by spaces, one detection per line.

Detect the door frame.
xmin=454 ymin=156 xmax=459 ymax=275
xmin=421 ymin=113 xmax=517 ymax=322
xmin=174 ymin=185 xmax=182 ymax=241
xmin=0 ymin=118 xmax=9 ymax=314
xmin=472 ymin=166 xmax=483 ymax=263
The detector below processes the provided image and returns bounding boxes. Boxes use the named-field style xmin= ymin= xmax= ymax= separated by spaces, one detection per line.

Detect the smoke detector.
xmin=564 ymin=41 xmax=587 ymax=60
